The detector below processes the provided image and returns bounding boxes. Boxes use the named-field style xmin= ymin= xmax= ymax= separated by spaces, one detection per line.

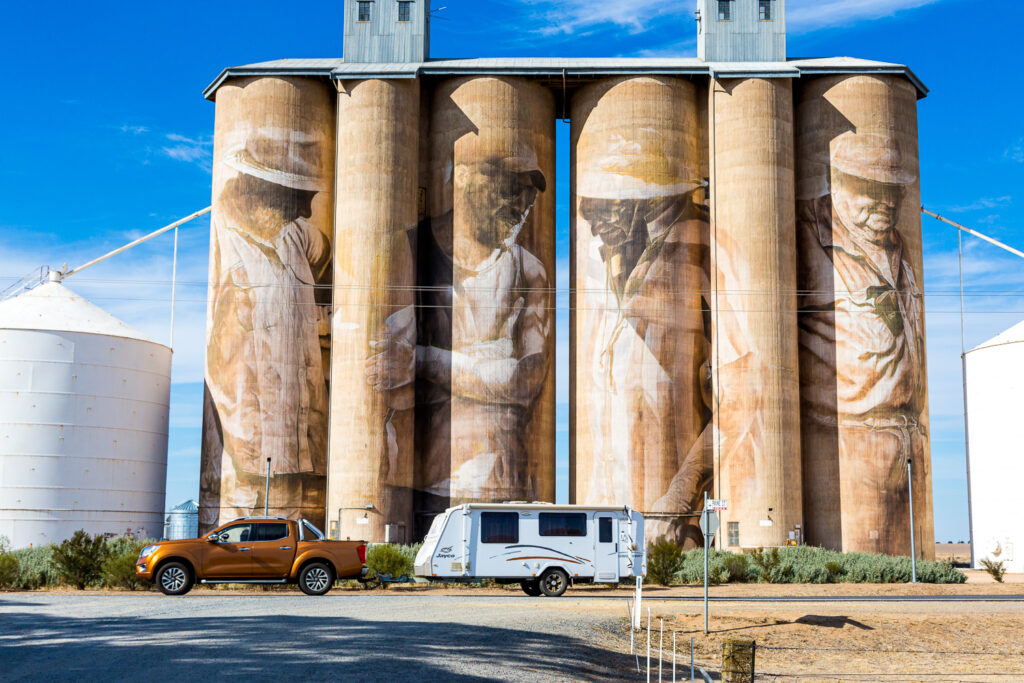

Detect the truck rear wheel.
xmin=156 ymin=561 xmax=193 ymax=596
xmin=299 ymin=562 xmax=334 ymax=596
xmin=539 ymin=569 xmax=568 ymax=597
xmin=520 ymin=580 xmax=542 ymax=596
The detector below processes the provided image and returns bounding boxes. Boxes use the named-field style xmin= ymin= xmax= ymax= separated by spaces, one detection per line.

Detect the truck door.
xmin=249 ymin=522 xmax=295 ymax=578
xmin=202 ymin=522 xmax=253 ymax=578
xmin=594 ymin=515 xmax=619 ymax=582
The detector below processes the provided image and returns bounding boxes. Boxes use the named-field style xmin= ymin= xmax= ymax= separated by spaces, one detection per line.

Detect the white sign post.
xmin=699 ymin=494 xmax=726 ymax=635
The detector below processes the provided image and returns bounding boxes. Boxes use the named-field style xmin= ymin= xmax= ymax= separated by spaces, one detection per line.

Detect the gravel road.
xmin=0 ymin=593 xmax=644 ymax=682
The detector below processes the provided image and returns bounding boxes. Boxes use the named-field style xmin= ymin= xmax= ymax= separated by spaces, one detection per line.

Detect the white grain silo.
xmin=164 ymin=499 xmax=199 ymax=540
xmin=965 ymin=319 xmax=1024 ymax=573
xmin=0 ymin=279 xmax=171 ymax=548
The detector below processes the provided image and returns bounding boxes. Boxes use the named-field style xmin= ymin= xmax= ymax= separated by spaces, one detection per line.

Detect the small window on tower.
xmin=759 ymin=0 xmax=772 ymax=21
xmin=717 ymin=0 xmax=732 ymax=21
xmin=398 ymin=1 xmax=411 ymax=22
xmin=728 ymin=521 xmax=740 ymax=547
xmin=358 ymin=1 xmax=371 ymax=22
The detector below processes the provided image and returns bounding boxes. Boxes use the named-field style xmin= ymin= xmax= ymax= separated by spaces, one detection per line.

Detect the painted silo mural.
xmin=200 ymin=76 xmax=336 ymax=531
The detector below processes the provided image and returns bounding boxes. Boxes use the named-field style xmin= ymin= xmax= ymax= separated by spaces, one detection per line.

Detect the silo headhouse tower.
xmin=199 ymin=0 xmax=935 ymax=560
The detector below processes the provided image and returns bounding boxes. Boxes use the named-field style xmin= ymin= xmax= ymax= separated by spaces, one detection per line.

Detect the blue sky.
xmin=2 ymin=0 xmax=1021 ymax=542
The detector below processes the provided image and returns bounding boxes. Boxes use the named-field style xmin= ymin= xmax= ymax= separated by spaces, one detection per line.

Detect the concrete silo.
xmin=200 ymin=76 xmax=336 ymax=531
xmin=0 ymin=280 xmax=171 ymax=548
xmin=709 ymin=77 xmax=802 ymax=549
xmin=416 ymin=76 xmax=556 ymax=529
xmin=965 ymin=320 xmax=1024 ymax=573
xmin=570 ymin=76 xmax=709 ymax=548
xmin=328 ymin=78 xmax=419 ymax=542
xmin=796 ymin=74 xmax=934 ymax=558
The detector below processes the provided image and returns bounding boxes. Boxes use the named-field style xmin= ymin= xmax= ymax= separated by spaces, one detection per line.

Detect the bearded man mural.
xmin=573 ymin=132 xmax=710 ymax=548
xmin=798 ymin=131 xmax=929 ymax=554
xmin=416 ymin=145 xmax=552 ymax=514
xmin=201 ymin=127 xmax=332 ymax=527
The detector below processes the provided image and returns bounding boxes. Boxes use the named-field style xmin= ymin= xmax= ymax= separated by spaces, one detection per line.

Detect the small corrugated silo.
xmin=201 ymin=75 xmax=336 ymax=532
xmin=709 ymin=77 xmax=803 ymax=549
xmin=164 ymin=499 xmax=199 ymax=541
xmin=965 ymin=320 xmax=1024 ymax=573
xmin=570 ymin=76 xmax=709 ymax=548
xmin=795 ymin=74 xmax=934 ymax=558
xmin=0 ymin=280 xmax=171 ymax=548
xmin=416 ymin=76 xmax=556 ymax=528
xmin=328 ymin=78 xmax=420 ymax=542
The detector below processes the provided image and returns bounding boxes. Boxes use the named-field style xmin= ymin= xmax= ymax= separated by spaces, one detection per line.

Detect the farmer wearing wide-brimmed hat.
xmin=575 ymin=130 xmax=710 ymax=548
xmin=203 ymin=126 xmax=332 ymax=525
xmin=797 ymin=130 xmax=927 ymax=551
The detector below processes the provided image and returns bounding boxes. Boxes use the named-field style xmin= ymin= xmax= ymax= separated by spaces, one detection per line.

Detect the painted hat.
xmin=577 ymin=131 xmax=702 ymax=200
xmin=831 ymin=132 xmax=916 ymax=186
xmin=222 ymin=127 xmax=326 ymax=192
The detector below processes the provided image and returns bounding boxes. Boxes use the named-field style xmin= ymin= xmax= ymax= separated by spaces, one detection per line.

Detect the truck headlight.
xmin=138 ymin=545 xmax=160 ymax=560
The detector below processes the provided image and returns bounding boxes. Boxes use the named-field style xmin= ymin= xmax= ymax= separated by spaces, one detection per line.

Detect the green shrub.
xmin=646 ymin=537 xmax=684 ymax=586
xmin=722 ymin=553 xmax=750 ymax=583
xmin=0 ymin=553 xmax=18 ymax=589
xmin=10 ymin=545 xmax=59 ymax=589
xmin=51 ymin=530 xmax=109 ymax=589
xmin=0 ymin=535 xmax=10 ymax=553
xmin=366 ymin=543 xmax=413 ymax=585
xmin=101 ymin=538 xmax=150 ymax=591
xmin=752 ymin=548 xmax=793 ymax=583
xmin=824 ymin=561 xmax=843 ymax=582
xmin=980 ymin=558 xmax=1006 ymax=583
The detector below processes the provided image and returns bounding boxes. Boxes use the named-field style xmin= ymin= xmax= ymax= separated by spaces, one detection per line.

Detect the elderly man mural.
xmin=797 ymin=131 xmax=928 ymax=552
xmin=201 ymin=128 xmax=332 ymax=527
xmin=416 ymin=145 xmax=551 ymax=511
xmin=575 ymin=133 xmax=710 ymax=548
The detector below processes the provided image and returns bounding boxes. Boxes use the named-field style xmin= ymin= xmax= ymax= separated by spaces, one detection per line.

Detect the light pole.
xmin=908 ymin=458 xmax=917 ymax=583
xmin=263 ymin=457 xmax=271 ymax=516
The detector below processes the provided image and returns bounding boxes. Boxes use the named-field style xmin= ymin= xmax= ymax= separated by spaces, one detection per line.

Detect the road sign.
xmin=699 ymin=508 xmax=719 ymax=539
xmin=706 ymin=499 xmax=728 ymax=510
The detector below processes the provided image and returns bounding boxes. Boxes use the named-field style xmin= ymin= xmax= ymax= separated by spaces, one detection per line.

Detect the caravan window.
xmin=598 ymin=517 xmax=613 ymax=543
xmin=481 ymin=512 xmax=519 ymax=543
xmin=539 ymin=513 xmax=588 ymax=537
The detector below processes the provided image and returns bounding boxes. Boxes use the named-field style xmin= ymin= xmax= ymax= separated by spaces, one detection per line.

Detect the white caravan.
xmin=414 ymin=503 xmax=646 ymax=596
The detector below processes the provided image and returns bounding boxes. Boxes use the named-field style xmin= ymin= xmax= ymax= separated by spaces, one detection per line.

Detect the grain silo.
xmin=200 ymin=75 xmax=336 ymax=532
xmin=795 ymin=74 xmax=934 ymax=559
xmin=965 ymin=320 xmax=1024 ymax=573
xmin=328 ymin=78 xmax=419 ymax=542
xmin=0 ymin=279 xmax=171 ymax=548
xmin=164 ymin=499 xmax=199 ymax=541
xmin=570 ymin=76 xmax=709 ymax=548
xmin=710 ymin=77 xmax=802 ymax=549
xmin=416 ymin=76 xmax=556 ymax=526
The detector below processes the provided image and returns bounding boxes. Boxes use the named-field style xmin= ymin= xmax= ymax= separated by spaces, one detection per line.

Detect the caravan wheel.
xmin=520 ymin=580 xmax=542 ymax=596
xmin=539 ymin=569 xmax=568 ymax=597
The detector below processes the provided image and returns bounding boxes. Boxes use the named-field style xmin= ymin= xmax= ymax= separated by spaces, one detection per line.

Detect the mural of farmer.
xmin=574 ymin=131 xmax=710 ymax=548
xmin=797 ymin=131 xmax=928 ymax=552
xmin=201 ymin=126 xmax=332 ymax=527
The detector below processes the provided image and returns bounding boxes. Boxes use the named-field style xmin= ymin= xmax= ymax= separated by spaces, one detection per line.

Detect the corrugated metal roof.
xmin=204 ymin=56 xmax=927 ymax=100
xmin=0 ymin=281 xmax=163 ymax=345
xmin=969 ymin=319 xmax=1024 ymax=353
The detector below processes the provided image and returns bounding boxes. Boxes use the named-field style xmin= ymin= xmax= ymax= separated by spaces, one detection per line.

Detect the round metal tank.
xmin=201 ymin=76 xmax=336 ymax=532
xmin=0 ymin=281 xmax=171 ymax=548
xmin=570 ymin=76 xmax=708 ymax=548
xmin=965 ymin=320 xmax=1024 ymax=573
xmin=328 ymin=78 xmax=419 ymax=542
xmin=710 ymin=77 xmax=802 ymax=549
xmin=796 ymin=75 xmax=934 ymax=558
xmin=417 ymin=76 xmax=556 ymax=526
xmin=164 ymin=499 xmax=199 ymax=540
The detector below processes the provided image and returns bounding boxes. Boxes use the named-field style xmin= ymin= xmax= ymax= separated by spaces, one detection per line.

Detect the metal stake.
xmin=647 ymin=607 xmax=651 ymax=683
xmin=908 ymin=458 xmax=917 ymax=583
xmin=264 ymin=457 xmax=271 ymax=516
xmin=703 ymin=492 xmax=709 ymax=634
xmin=690 ymin=637 xmax=695 ymax=683
xmin=673 ymin=631 xmax=676 ymax=683
xmin=659 ymin=618 xmax=663 ymax=682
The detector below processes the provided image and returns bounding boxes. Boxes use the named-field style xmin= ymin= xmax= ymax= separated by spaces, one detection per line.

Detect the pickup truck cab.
xmin=136 ymin=516 xmax=367 ymax=596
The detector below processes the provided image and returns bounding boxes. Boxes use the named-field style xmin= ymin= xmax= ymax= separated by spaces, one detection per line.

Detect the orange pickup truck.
xmin=136 ymin=517 xmax=367 ymax=596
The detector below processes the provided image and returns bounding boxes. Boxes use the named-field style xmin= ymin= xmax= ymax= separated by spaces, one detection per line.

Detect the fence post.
xmin=721 ymin=638 xmax=755 ymax=683
xmin=647 ymin=607 xmax=651 ymax=683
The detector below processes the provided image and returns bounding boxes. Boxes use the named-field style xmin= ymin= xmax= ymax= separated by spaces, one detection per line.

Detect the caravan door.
xmin=594 ymin=515 xmax=619 ymax=582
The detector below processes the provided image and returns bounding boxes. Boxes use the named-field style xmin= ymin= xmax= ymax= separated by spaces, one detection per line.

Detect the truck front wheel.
xmin=539 ymin=569 xmax=568 ymax=597
xmin=156 ymin=561 xmax=193 ymax=596
xmin=299 ymin=562 xmax=334 ymax=596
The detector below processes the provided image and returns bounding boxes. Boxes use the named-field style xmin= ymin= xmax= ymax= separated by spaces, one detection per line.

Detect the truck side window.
xmin=253 ymin=523 xmax=288 ymax=542
xmin=598 ymin=517 xmax=613 ymax=543
xmin=481 ymin=512 xmax=519 ymax=543
xmin=217 ymin=523 xmax=252 ymax=543
xmin=539 ymin=513 xmax=588 ymax=537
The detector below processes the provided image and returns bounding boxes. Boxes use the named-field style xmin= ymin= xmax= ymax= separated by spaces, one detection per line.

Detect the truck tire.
xmin=539 ymin=568 xmax=568 ymax=597
xmin=156 ymin=561 xmax=193 ymax=596
xmin=299 ymin=562 xmax=334 ymax=596
xmin=520 ymin=580 xmax=542 ymax=597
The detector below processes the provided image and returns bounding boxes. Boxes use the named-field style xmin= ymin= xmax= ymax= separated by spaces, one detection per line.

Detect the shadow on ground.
xmin=0 ymin=610 xmax=640 ymax=682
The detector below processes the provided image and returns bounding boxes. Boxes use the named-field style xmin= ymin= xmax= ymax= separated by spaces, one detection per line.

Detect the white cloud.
xmin=161 ymin=133 xmax=213 ymax=171
xmin=1007 ymin=139 xmax=1024 ymax=163
xmin=944 ymin=196 xmax=1012 ymax=213
xmin=119 ymin=124 xmax=149 ymax=135
xmin=786 ymin=0 xmax=944 ymax=31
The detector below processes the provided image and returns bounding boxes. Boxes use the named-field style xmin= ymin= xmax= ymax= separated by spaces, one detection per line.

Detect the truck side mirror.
xmin=207 ymin=533 xmax=220 ymax=543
